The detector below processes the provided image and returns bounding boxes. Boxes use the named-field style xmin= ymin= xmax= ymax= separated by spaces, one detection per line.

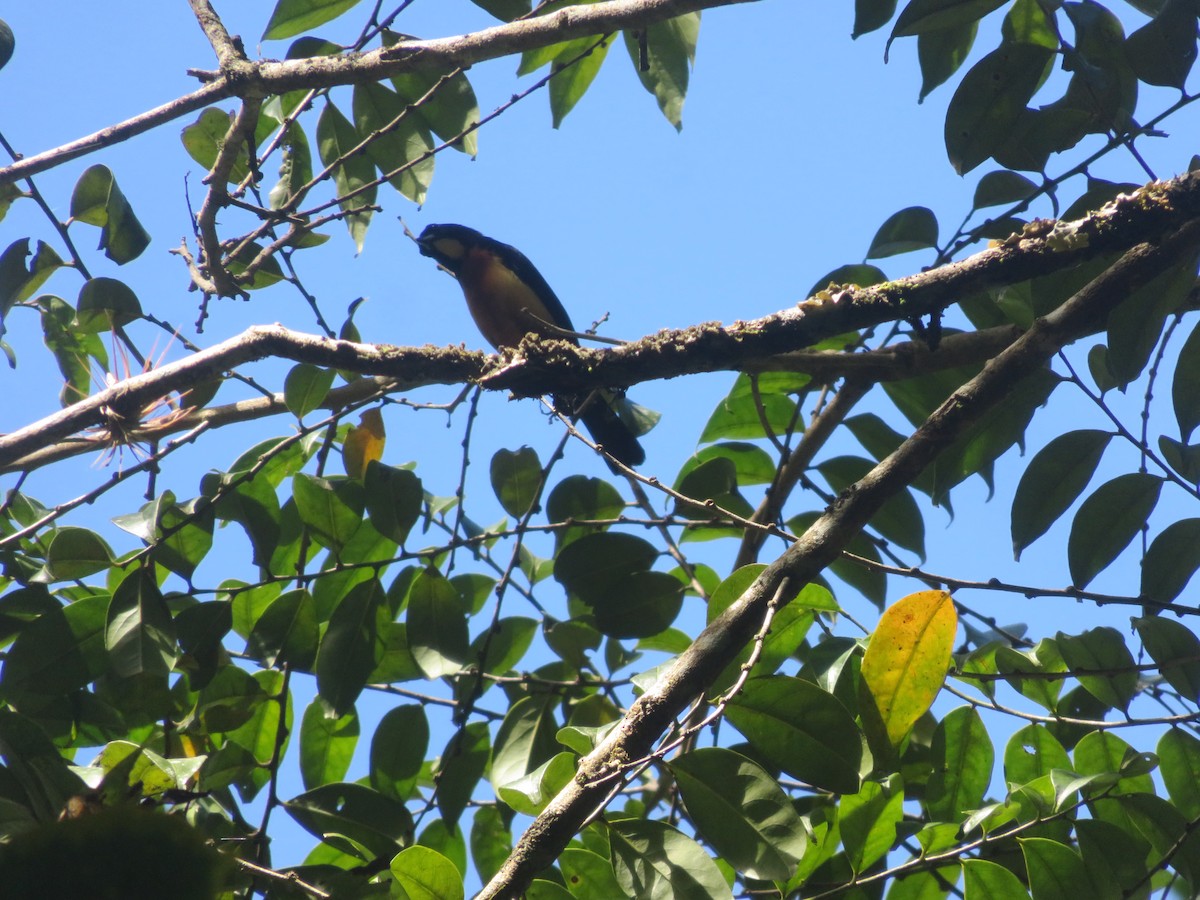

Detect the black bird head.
xmin=415 ymin=223 xmax=483 ymax=275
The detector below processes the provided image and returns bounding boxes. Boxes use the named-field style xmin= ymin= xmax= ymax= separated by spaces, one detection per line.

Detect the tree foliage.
xmin=2 ymin=0 xmax=1200 ymax=898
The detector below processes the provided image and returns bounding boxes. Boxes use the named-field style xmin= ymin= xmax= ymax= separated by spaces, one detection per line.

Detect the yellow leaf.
xmin=343 ymin=408 xmax=386 ymax=480
xmin=860 ymin=590 xmax=957 ymax=747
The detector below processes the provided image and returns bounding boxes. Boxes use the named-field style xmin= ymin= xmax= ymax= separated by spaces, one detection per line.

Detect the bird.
xmin=415 ymin=223 xmax=645 ymax=469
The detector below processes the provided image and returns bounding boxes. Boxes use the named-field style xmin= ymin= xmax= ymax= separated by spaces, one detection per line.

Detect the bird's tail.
xmin=557 ymin=391 xmax=645 ymax=471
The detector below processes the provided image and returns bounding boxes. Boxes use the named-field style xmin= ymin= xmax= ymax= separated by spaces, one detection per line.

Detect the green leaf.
xmin=316 ymin=101 xmax=376 ymax=252
xmin=490 ymin=696 xmax=560 ymax=792
xmin=926 ymin=706 xmax=993 ymax=821
xmin=351 ymin=81 xmax=435 ymax=205
xmin=1067 ymin=473 xmax=1162 ymax=588
xmin=1056 ymin=628 xmax=1138 ymax=712
xmin=1160 ymin=435 xmax=1200 ymax=483
xmin=1011 ymin=430 xmax=1111 ymax=559
xmin=962 ymin=858 xmax=1030 ymax=898
xmin=0 ymin=709 xmax=87 ymax=821
xmin=224 ymin=240 xmax=286 ymax=291
xmin=470 ymin=805 xmax=513 ymax=886
xmin=860 ymin=591 xmax=957 ymax=747
xmin=37 ymin=294 xmax=103 ymax=407
xmin=0 ymin=18 xmax=13 ymax=71
xmin=676 ymin=442 xmax=777 ymax=488
xmin=435 ymin=722 xmax=489 ymax=829
xmin=608 ymin=819 xmax=732 ymax=899
xmin=1020 ymin=837 xmax=1089 ymax=900
xmin=113 ymin=493 xmax=213 ymax=581
xmin=1173 ymin=317 xmax=1200 ymax=442
xmin=370 ymin=704 xmax=428 ymax=801
xmin=1072 ymin=730 xmax=1155 ymax=796
xmin=1114 ymin=792 xmax=1200 ymax=885
xmin=268 ymin=121 xmax=313 ymax=210
xmin=1141 ymin=518 xmax=1200 ymax=607
xmin=263 ymin=0 xmax=364 ymax=40
xmin=698 ymin=384 xmax=798 ymax=443
xmin=554 ymin=532 xmax=657 ymax=602
xmin=407 ymin=567 xmax=469 ymax=679
xmin=314 ymin=578 xmax=383 ymax=716
xmin=590 ymin=571 xmax=683 ymax=639
xmin=283 ymin=782 xmax=413 ymax=860
xmin=204 ymin=474 xmax=282 ymax=569
xmin=0 ymin=595 xmax=108 ymax=702
xmin=929 ymin=366 xmax=1059 ymax=505
xmin=669 ymin=747 xmax=806 ymax=881
xmin=622 ymin=13 xmax=700 ymax=130
xmin=0 ymin=239 xmax=64 ymax=318
xmin=917 ymin=21 xmax=977 ymax=102
xmin=181 ymin=108 xmax=253 ymax=184
xmin=854 ymin=0 xmax=899 ymax=37
xmin=944 ymin=42 xmax=1055 ymax=174
xmin=384 ymin=35 xmax=481 ymax=155
xmin=891 ymin=0 xmax=1007 ymax=37
xmin=283 ymin=364 xmax=335 ymax=418
xmin=674 ymin=456 xmax=754 ymax=540
xmin=174 ymin=600 xmax=231 ymax=690
xmin=808 ymin=263 xmax=889 ymax=295
xmin=550 ymin=34 xmax=613 ymax=129
xmin=291 ymin=473 xmax=364 ymax=553
xmin=1158 ymin=728 xmax=1200 ymax=818
xmin=299 ymin=700 xmax=358 ymax=789
xmin=866 ymin=206 xmax=939 ymax=258
xmin=995 ymin=642 xmax=1063 ymax=714
xmin=246 ymin=588 xmax=318 ymax=669
xmin=470 ymin=616 xmax=537 ymax=676
xmin=1126 ymin=0 xmax=1198 ymax=90
xmin=42 ymin=526 xmax=115 ymax=581
xmin=546 ymin=474 xmax=625 ymax=549
xmin=363 ymin=461 xmax=422 ymax=547
xmin=725 ymin=675 xmax=862 ymax=794
xmin=559 ymin=847 xmax=625 ymax=899
xmin=198 ymin=662 xmax=271 ymax=736
xmin=390 ymin=845 xmax=464 ymax=900
xmin=73 ymin=277 xmax=143 ymax=333
xmin=470 ymin=0 xmax=531 ymax=19
xmin=497 ymin=750 xmax=575 ymax=816
xmin=1004 ymin=724 xmax=1071 ymax=786
xmin=69 ymin=165 xmax=150 ymax=264
xmin=1134 ymin=616 xmax=1200 ymax=701
xmin=105 ymin=570 xmax=176 ymax=679
xmin=1105 ymin=251 xmax=1197 ymax=385
xmin=1002 ymin=0 xmax=1060 ymax=48
xmin=973 ymin=170 xmax=1039 ymax=209
xmin=840 ymin=776 xmax=904 ymax=873
xmin=490 ymin=447 xmax=543 ymax=518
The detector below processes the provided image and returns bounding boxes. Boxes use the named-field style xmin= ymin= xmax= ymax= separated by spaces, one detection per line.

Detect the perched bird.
xmin=416 ymin=223 xmax=645 ymax=469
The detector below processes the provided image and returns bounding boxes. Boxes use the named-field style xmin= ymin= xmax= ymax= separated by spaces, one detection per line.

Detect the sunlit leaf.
xmin=860 ymin=590 xmax=957 ymax=747
xmin=1067 ymin=473 xmax=1162 ymax=588
xmin=669 ymin=747 xmax=806 ymax=881
xmin=263 ymin=0 xmax=364 ymax=40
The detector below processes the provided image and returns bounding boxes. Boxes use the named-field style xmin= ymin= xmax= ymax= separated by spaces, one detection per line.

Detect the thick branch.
xmin=0 ymin=0 xmax=756 ymax=185
xmin=476 ymin=222 xmax=1200 ymax=898
xmin=0 ymin=326 xmax=483 ymax=470
xmin=482 ymin=173 xmax=1200 ymax=395
xmin=6 ymin=174 xmax=1200 ymax=474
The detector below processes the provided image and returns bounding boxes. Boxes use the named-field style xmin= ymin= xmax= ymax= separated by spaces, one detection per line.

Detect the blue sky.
xmin=3 ymin=0 xmax=1199 ymax=876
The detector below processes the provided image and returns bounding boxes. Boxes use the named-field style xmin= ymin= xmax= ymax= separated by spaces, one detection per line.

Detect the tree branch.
xmin=6 ymin=173 xmax=1200 ymax=474
xmin=0 ymin=0 xmax=757 ymax=185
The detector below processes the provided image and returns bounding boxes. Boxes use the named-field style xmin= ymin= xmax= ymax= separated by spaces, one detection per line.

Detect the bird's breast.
xmin=460 ymin=249 xmax=561 ymax=350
